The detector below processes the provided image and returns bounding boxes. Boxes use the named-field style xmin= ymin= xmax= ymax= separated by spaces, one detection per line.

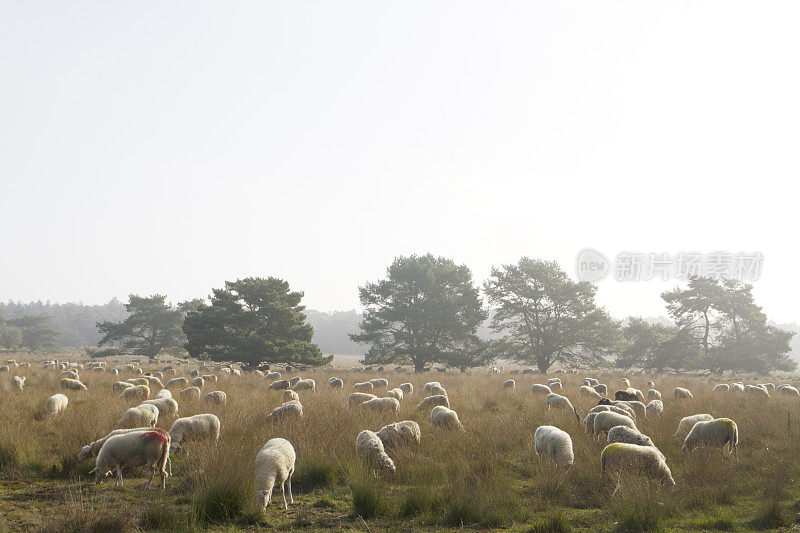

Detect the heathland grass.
xmin=2 ymin=359 xmax=800 ymax=531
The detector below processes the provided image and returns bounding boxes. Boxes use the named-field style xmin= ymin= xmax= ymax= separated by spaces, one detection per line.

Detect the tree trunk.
xmin=414 ymin=360 xmax=427 ymax=373
xmin=537 ymin=356 xmax=550 ymax=374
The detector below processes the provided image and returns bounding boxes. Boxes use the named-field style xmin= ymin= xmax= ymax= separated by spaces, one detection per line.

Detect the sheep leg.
xmin=610 ymin=481 xmax=620 ymax=497
xmin=167 ymin=457 xmax=172 ymax=477
xmin=145 ymin=468 xmax=154 ymax=490
xmin=281 ymin=478 xmax=288 ymax=510
xmin=115 ymin=465 xmax=123 ymax=487
xmin=287 ymin=468 xmax=294 ymax=504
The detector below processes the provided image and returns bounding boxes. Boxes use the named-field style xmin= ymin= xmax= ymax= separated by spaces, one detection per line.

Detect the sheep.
xmin=779 ymin=385 xmax=800 ymax=396
xmin=422 ymin=381 xmax=442 ymax=394
xmin=647 ymin=389 xmax=662 ymax=400
xmin=531 ymin=384 xmax=553 ymax=395
xmin=385 ymin=388 xmax=404 ymax=402
xmin=731 ymin=382 xmax=745 ymax=392
xmin=254 ymin=438 xmax=296 ymax=511
xmin=674 ymin=387 xmax=693 ymax=399
xmin=745 ymin=384 xmax=770 ymax=398
xmin=593 ymin=411 xmax=637 ymax=438
xmin=547 ymin=378 xmax=562 ymax=385
xmin=154 ymin=388 xmax=172 ymax=400
xmin=292 ymin=379 xmax=316 ymax=392
xmin=621 ymin=378 xmax=631 ymax=388
xmin=583 ymin=378 xmax=599 ymax=387
xmin=358 ymin=397 xmax=400 ymax=414
xmin=645 ymin=399 xmax=664 ymax=417
xmin=168 ymin=414 xmax=221 ymax=455
xmin=269 ymin=400 xmax=303 ymax=422
xmin=579 ymin=385 xmax=602 ymax=400
xmin=534 ymin=425 xmax=574 ymax=469
xmin=647 ymin=380 xmax=655 ymax=388
xmin=682 ymin=418 xmax=739 ymax=460
xmin=352 ymin=381 xmax=374 ymax=393
xmin=546 ymin=394 xmax=581 ymax=423
xmin=10 ymin=376 xmax=25 ymax=391
xmin=549 ymin=381 xmax=563 ymax=391
xmin=78 ymin=427 xmax=155 ymax=462
xmin=376 ymin=421 xmax=421 ymax=449
xmin=121 ymin=384 xmax=150 ymax=401
xmin=593 ymin=384 xmax=608 ymax=395
xmin=606 ymin=426 xmax=658 ymax=453
xmin=60 ymin=370 xmax=79 ymax=380
xmin=616 ymin=400 xmax=646 ymax=419
xmin=117 ymin=404 xmax=159 ymax=428
xmin=502 ymin=379 xmax=516 ymax=389
xmin=192 ymin=377 xmax=206 ymax=389
xmin=180 ymin=386 xmax=202 ymax=399
xmin=167 ymin=377 xmax=188 ymax=388
xmin=597 ymin=399 xmax=637 ymax=419
xmin=91 ymin=429 xmax=170 ymax=489
xmin=204 ymin=391 xmax=227 ymax=405
xmin=282 ymin=389 xmax=300 ymax=402
xmin=142 ymin=376 xmax=164 ymax=389
xmin=46 ymin=394 xmax=68 ymax=415
xmin=356 ymin=430 xmax=395 ymax=475
xmin=614 ymin=389 xmax=638 ymax=402
xmin=425 ymin=384 xmax=448 ymax=397
xmin=398 ymin=383 xmax=413 ymax=396
xmin=113 ymin=381 xmax=134 ymax=393
xmin=431 ymin=405 xmax=464 ymax=430
xmin=60 ymin=378 xmax=87 ymax=391
xmin=0 ymin=365 xmax=7 ymax=373
xmin=202 ymin=374 xmax=218 ymax=383
xmin=348 ymin=392 xmax=377 ymax=407
xmin=288 ymin=376 xmax=301 ymax=387
xmin=761 ymin=383 xmax=776 ymax=394
xmin=268 ymin=379 xmax=290 ymax=391
xmin=601 ymin=442 xmax=675 ymax=494
xmin=712 ymin=384 xmax=730 ymax=393
xmin=590 ymin=403 xmax=636 ymax=419
xmin=369 ymin=378 xmax=389 ymax=389
xmin=327 ymin=378 xmax=344 ymax=389
xmin=129 ymin=377 xmax=149 ymax=386
xmin=583 ymin=412 xmax=599 ymax=435
xmin=414 ymin=395 xmax=450 ymax=413
xmin=142 ymin=398 xmax=179 ymax=418
xmin=266 ymin=371 xmax=281 ymax=380
xmin=674 ymin=414 xmax=714 ymax=441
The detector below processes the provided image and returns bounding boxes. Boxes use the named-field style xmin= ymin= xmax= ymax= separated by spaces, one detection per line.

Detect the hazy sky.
xmin=1 ymin=2 xmax=798 ymax=322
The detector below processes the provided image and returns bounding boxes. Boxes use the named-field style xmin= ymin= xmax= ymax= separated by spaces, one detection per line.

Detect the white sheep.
xmin=121 ymin=385 xmax=150 ymax=401
xmin=269 ymin=400 xmax=303 ymax=421
xmin=293 ymin=379 xmax=316 ymax=392
xmin=534 ymin=425 xmax=574 ymax=469
xmin=10 ymin=376 xmax=25 ymax=391
xmin=601 ymin=442 xmax=675 ymax=494
xmin=546 ymin=393 xmax=580 ymax=423
xmin=142 ymin=376 xmax=164 ymax=389
xmin=192 ymin=377 xmax=206 ymax=389
xmin=593 ymin=384 xmax=608 ymax=395
xmin=422 ymin=381 xmax=442 ymax=394
xmin=348 ymin=392 xmax=377 ymax=407
xmin=647 ymin=389 xmax=662 ymax=400
xmin=621 ymin=378 xmax=631 ymax=388
xmin=180 ymin=386 xmax=202 ymax=399
xmin=761 ymin=383 xmax=776 ymax=394
xmin=682 ymin=418 xmax=738 ymax=460
xmin=712 ymin=384 xmax=729 ymax=393
xmin=731 ymin=383 xmax=745 ymax=392
xmin=674 ymin=414 xmax=714 ymax=441
xmin=431 ymin=405 xmax=464 ymax=430
xmin=142 ymin=398 xmax=179 ymax=418
xmin=327 ymin=378 xmax=344 ymax=389
xmin=502 ymin=379 xmax=516 ymax=389
xmin=385 ymin=388 xmax=404 ymax=402
xmin=46 ymin=393 xmax=68 ymax=415
xmin=579 ymin=385 xmax=602 ymax=400
xmin=356 ymin=430 xmax=395 ymax=475
xmin=583 ymin=378 xmax=599 ymax=387
xmin=399 ymin=383 xmax=413 ymax=396
xmin=60 ymin=378 xmax=87 ymax=391
xmin=645 ymin=400 xmax=664 ymax=417
xmin=91 ymin=429 xmax=170 ymax=489
xmin=414 ymin=395 xmax=450 ymax=413
xmin=288 ymin=376 xmax=301 ymax=387
xmin=425 ymin=383 xmax=448 ymax=397
xmin=204 ymin=391 xmax=227 ymax=405
xmin=779 ymin=385 xmax=800 ymax=396
xmin=376 ymin=421 xmax=421 ymax=448
xmin=113 ymin=381 xmax=134 ymax=392
xmin=674 ymin=387 xmax=693 ymax=399
xmin=589 ymin=404 xmax=635 ymax=419
xmin=78 ymin=427 xmax=155 ymax=462
xmin=616 ymin=400 xmax=646 ymax=419
xmin=155 ymin=389 xmax=173 ymax=400
xmin=531 ymin=384 xmax=553 ymax=395
xmin=606 ymin=426 xmax=659 ymax=454
xmin=167 ymin=377 xmax=188 ymax=388
xmin=549 ymin=381 xmax=563 ymax=391
xmin=169 ymin=414 xmax=221 ymax=455
xmin=117 ymin=404 xmax=159 ymax=428
xmin=583 ymin=412 xmax=599 ymax=434
xmin=352 ymin=381 xmax=374 ymax=393
xmin=282 ymin=389 xmax=300 ymax=402
xmin=358 ymin=397 xmax=400 ymax=414
xmin=593 ymin=411 xmax=637 ymax=438
xmin=266 ymin=371 xmax=281 ymax=380
xmin=254 ymin=438 xmax=296 ymax=511
xmin=745 ymin=384 xmax=770 ymax=398
xmin=369 ymin=378 xmax=389 ymax=389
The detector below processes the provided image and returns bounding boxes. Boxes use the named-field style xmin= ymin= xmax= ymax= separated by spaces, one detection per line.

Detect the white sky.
xmin=1 ymin=1 xmax=798 ymax=323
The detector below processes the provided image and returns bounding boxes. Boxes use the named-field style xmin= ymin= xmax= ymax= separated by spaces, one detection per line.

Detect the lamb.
xmin=745 ymin=384 xmax=770 ymax=398
xmin=682 ymin=418 xmax=739 ymax=460
xmin=593 ymin=411 xmax=637 ymax=438
xmin=10 ymin=376 xmax=25 ymax=391
xmin=593 ymin=384 xmax=608 ymax=395
xmin=579 ymin=385 xmax=602 ymax=400
xmin=414 ymin=395 xmax=450 ymax=413
xmin=352 ymin=382 xmax=374 ymax=393
xmin=60 ymin=378 xmax=87 ymax=391
xmin=431 ymin=405 xmax=464 ymax=430
xmin=155 ymin=389 xmax=172 ymax=400
xmin=293 ymin=379 xmax=316 ymax=392
xmin=180 ymin=386 xmax=202 ymax=399
xmin=369 ymin=378 xmax=389 ymax=389
xmin=647 ymin=389 xmax=662 ymax=400
xmin=117 ymin=404 xmax=159 ymax=428
xmin=327 ymin=378 xmax=344 ymax=389
xmin=712 ymin=384 xmax=729 ymax=393
xmin=398 ymin=383 xmax=413 ymax=396
xmin=502 ymin=379 xmax=516 ymax=389
xmin=601 ymin=442 xmax=675 ymax=494
xmin=254 ymin=438 xmax=296 ymax=511
xmin=46 ymin=394 xmax=68 ymax=415
xmin=282 ymin=389 xmax=300 ymax=402
xmin=531 ymin=384 xmax=553 ymax=395
xmin=645 ymin=400 xmax=664 ymax=417
xmin=268 ymin=379 xmax=290 ymax=391
xmin=348 ymin=392 xmax=377 ymax=407
xmin=113 ymin=381 xmax=134 ymax=392
xmin=204 ymin=391 xmax=227 ymax=405
xmin=269 ymin=400 xmax=303 ymax=421
xmin=358 ymin=397 xmax=400 ymax=414
xmin=168 ymin=414 xmax=221 ymax=455
xmin=376 ymin=421 xmax=421 ymax=448
xmin=192 ymin=377 xmax=205 ymax=389
xmin=674 ymin=414 xmax=714 ymax=441
xmin=674 ymin=387 xmax=693 ymax=399
xmin=121 ymin=384 xmax=150 ymax=401
xmin=167 ymin=377 xmax=188 ymax=388
xmin=356 ymin=430 xmax=395 ymax=475
xmin=90 ymin=429 xmax=170 ymax=489
xmin=534 ymin=425 xmax=574 ymax=469
xmin=142 ymin=398 xmax=179 ymax=418
xmin=385 ymin=388 xmax=404 ymax=402
xmin=546 ymin=394 xmax=581 ymax=423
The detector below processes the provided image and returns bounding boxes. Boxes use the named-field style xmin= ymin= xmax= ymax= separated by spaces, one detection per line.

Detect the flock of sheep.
xmin=2 ymin=357 xmax=795 ymax=515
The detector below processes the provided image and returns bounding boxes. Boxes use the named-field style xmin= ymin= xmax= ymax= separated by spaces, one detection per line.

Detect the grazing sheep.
xmin=674 ymin=387 xmax=693 ymax=399
xmin=268 ymin=379 xmax=290 ymax=391
xmin=621 ymin=378 xmax=631 ymax=388
xmin=282 ymin=390 xmax=300 ymax=402
xmin=192 ymin=377 xmax=205 ymax=389
xmin=288 ymin=376 xmax=301 ymax=387
xmin=352 ymin=382 xmax=374 ymax=393
xmin=269 ymin=400 xmax=303 ymax=422
xmin=583 ymin=378 xmax=599 ymax=387
xmin=593 ymin=384 xmax=608 ymax=395
xmin=129 ymin=377 xmax=149 ymax=387
xmin=385 ymin=388 xmax=404 ymax=402
xmin=674 ymin=414 xmax=714 ymax=441
xmin=645 ymin=400 xmax=664 ymax=417
xmin=121 ymin=385 xmax=150 ymax=401
xmin=398 ymin=383 xmax=413 ymax=396
xmin=549 ymin=381 xmax=563 ymax=391
xmin=254 ymin=438 xmax=296 ymax=511
xmin=614 ymin=389 xmax=638 ymax=402
xmin=431 ymin=405 xmax=464 ymax=430
xmin=534 ymin=425 xmax=574 ymax=469
xmin=348 ymin=392 xmax=377 ymax=407
xmin=155 ymin=389 xmax=173 ymax=400
xmin=143 ymin=398 xmax=179 ymax=418
xmin=356 ymin=430 xmax=395 ymax=475
xmin=167 ymin=377 xmax=188 ymax=389
xmin=359 ymin=397 xmax=400 ymax=414
xmin=10 ymin=376 xmax=25 ymax=391
xmin=601 ymin=443 xmax=675 ymax=494
xmin=60 ymin=370 xmax=79 ymax=380
xmin=91 ymin=429 xmax=170 ymax=489
xmin=292 ymin=379 xmax=316 ymax=392
xmin=46 ymin=394 xmax=68 ymax=415
xmin=682 ymin=418 xmax=739 ymax=459
xmin=113 ymin=381 xmax=134 ymax=392
xmin=583 ymin=412 xmax=599 ymax=434
xmin=117 ymin=404 xmax=159 ymax=428
xmin=202 ymin=374 xmax=218 ymax=383
xmin=712 ymin=384 xmax=729 ymax=393
xmin=779 ymin=385 xmax=800 ymax=396
xmin=142 ymin=376 xmax=164 ymax=389
xmin=589 ymin=404 xmax=635 ymax=419
xmin=647 ymin=389 xmax=662 ymax=400
xmin=547 ymin=378 xmax=562 ymax=385
xmin=503 ymin=379 xmax=516 ymax=389
xmin=60 ymin=378 xmax=87 ymax=391
xmin=376 ymin=421 xmax=421 ymax=448
xmin=78 ymin=427 xmax=155 ymax=462
xmin=422 ymin=382 xmax=443 ymax=394
xmin=531 ymin=384 xmax=553 ymax=395
xmin=647 ymin=380 xmax=655 ymax=388
xmin=761 ymin=383 xmax=776 ymax=393
xmin=169 ymin=414 xmax=221 ymax=455
xmin=546 ymin=394 xmax=581 ymax=423
xmin=204 ymin=391 xmax=227 ymax=405
xmin=731 ymin=382 xmax=745 ymax=392
xmin=606 ymin=426 xmax=658 ymax=452
xmin=425 ymin=384 xmax=448 ymax=397
xmin=616 ymin=400 xmax=646 ymax=419
xmin=369 ymin=378 xmax=389 ymax=389
xmin=266 ymin=371 xmax=281 ymax=380
xmin=414 ymin=395 xmax=450 ymax=413
xmin=180 ymin=386 xmax=202 ymax=399
xmin=579 ymin=385 xmax=602 ymax=400
xmin=593 ymin=411 xmax=637 ymax=438
xmin=327 ymin=378 xmax=344 ymax=389
xmin=745 ymin=384 xmax=770 ymax=398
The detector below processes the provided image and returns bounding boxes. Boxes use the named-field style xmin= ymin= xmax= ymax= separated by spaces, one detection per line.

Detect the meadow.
xmin=1 ymin=359 xmax=800 ymax=532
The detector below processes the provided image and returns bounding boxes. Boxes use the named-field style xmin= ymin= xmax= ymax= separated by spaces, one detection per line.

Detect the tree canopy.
xmin=351 ymin=254 xmax=488 ymax=372
xmin=183 ymin=277 xmax=331 ymax=369
xmin=6 ymin=314 xmax=58 ymax=352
